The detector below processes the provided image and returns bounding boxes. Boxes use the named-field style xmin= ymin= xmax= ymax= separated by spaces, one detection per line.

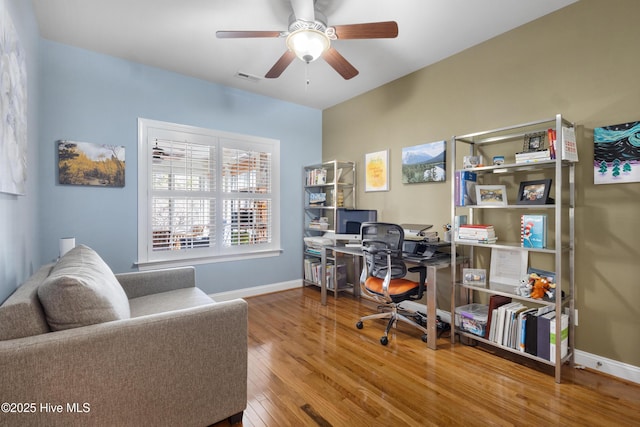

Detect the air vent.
xmin=235 ymin=72 xmax=261 ymax=83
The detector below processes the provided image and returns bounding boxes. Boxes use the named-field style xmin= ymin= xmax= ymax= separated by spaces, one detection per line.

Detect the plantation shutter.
xmin=221 ymin=145 xmax=273 ymax=247
xmin=150 ymin=139 xmax=216 ymax=252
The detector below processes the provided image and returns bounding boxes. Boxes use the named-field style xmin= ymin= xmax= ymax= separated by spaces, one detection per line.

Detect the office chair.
xmin=355 ymin=222 xmax=429 ymax=345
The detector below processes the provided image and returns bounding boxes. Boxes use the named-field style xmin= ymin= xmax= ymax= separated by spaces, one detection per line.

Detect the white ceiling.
xmin=32 ymin=0 xmax=578 ymax=110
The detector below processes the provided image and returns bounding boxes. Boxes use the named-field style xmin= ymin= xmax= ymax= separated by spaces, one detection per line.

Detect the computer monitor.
xmin=333 ymin=208 xmax=377 ymax=241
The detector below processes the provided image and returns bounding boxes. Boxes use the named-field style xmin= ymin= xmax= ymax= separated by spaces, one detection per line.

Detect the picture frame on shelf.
xmin=475 ymin=184 xmax=508 ymax=206
xmin=523 ymin=131 xmax=546 ymax=152
xmin=516 ymin=179 xmax=552 ymax=205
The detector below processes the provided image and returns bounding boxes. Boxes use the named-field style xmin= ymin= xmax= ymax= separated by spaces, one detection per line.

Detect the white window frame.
xmin=137 ymin=118 xmax=281 ymax=269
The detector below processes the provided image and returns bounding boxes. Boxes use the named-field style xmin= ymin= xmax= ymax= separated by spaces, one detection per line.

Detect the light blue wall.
xmin=37 ymin=40 xmax=321 ymax=294
xmin=0 ymin=0 xmax=40 ymax=302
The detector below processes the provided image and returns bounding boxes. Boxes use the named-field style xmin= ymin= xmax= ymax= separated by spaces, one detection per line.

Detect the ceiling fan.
xmin=216 ymin=0 xmax=398 ymax=80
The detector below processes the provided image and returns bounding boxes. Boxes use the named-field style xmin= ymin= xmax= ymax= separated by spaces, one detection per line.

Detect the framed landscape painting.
xmin=58 ymin=140 xmax=125 ymax=187
xmin=401 ymin=140 xmax=446 ymax=184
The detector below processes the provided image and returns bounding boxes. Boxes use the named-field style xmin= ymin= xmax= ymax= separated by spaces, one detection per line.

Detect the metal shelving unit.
xmin=303 ymin=161 xmax=356 ymax=298
xmin=450 ymin=114 xmax=576 ymax=383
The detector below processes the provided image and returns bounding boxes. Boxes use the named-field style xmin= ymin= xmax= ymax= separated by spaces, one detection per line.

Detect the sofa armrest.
xmin=0 ymin=299 xmax=248 ymax=427
xmin=116 ymin=266 xmax=196 ymax=299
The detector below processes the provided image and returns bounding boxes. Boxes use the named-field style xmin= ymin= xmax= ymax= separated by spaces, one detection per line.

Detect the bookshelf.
xmin=303 ymin=161 xmax=356 ymax=298
xmin=450 ymin=114 xmax=576 ymax=383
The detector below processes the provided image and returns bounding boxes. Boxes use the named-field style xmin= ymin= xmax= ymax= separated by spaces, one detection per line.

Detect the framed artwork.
xmin=401 ymin=140 xmax=446 ymax=183
xmin=516 ymin=179 xmax=551 ymax=205
xmin=58 ymin=140 xmax=126 ymax=187
xmin=475 ymin=185 xmax=508 ymax=206
xmin=594 ymin=121 xmax=640 ymax=185
xmin=0 ymin=5 xmax=28 ymax=195
xmin=364 ymin=149 xmax=389 ymax=192
xmin=523 ymin=131 xmax=546 ymax=152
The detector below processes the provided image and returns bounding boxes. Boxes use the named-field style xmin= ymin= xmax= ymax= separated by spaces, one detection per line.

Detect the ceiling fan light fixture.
xmin=286 ymin=29 xmax=330 ymax=63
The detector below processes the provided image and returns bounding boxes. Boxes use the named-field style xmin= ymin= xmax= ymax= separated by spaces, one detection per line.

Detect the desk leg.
xmin=320 ymin=247 xmax=327 ymax=306
xmin=426 ymin=265 xmax=437 ymax=350
xmin=353 ymin=254 xmax=361 ymax=298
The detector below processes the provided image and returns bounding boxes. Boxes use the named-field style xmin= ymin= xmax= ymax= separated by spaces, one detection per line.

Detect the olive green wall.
xmin=323 ymin=0 xmax=640 ymax=367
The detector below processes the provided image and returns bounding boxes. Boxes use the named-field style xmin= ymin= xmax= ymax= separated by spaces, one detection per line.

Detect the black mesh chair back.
xmin=361 ymin=223 xmax=407 ymax=281
xmin=357 ymin=222 xmax=429 ymax=345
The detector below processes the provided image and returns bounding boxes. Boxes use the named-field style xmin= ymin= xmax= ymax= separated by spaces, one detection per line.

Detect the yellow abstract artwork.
xmin=365 ymin=150 xmax=389 ymax=192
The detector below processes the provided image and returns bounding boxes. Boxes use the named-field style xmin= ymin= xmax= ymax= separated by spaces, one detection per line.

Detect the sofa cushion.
xmin=128 ymin=287 xmax=215 ymax=318
xmin=0 ymin=264 xmax=53 ymax=340
xmin=38 ymin=245 xmax=130 ymax=331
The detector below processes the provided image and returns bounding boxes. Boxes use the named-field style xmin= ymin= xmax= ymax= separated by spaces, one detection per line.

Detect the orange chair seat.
xmin=365 ymin=277 xmax=420 ymax=297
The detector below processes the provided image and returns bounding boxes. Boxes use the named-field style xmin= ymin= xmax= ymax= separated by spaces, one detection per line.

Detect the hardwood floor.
xmin=215 ymin=287 xmax=640 ymax=426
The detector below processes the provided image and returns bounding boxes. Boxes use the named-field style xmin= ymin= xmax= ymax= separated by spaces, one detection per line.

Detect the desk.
xmin=320 ymin=245 xmax=457 ymax=350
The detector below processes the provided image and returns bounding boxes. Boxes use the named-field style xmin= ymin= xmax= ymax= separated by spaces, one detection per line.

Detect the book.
xmin=484 ymin=295 xmax=512 ymax=339
xmin=495 ymin=302 xmax=520 ymax=344
xmin=455 ymin=171 xmax=477 ymax=206
xmin=488 ymin=309 xmax=499 ymax=342
xmin=515 ymin=149 xmax=551 ymax=164
xmin=309 ymin=192 xmax=327 ymax=206
xmin=521 ymin=214 xmax=547 ymax=248
xmin=547 ymin=128 xmax=557 ymax=159
xmin=517 ymin=308 xmax=537 ymax=352
xmin=510 ymin=305 xmax=529 ymax=349
xmin=561 ymin=126 xmax=579 ymax=162
xmin=524 ymin=311 xmax=538 ymax=355
xmin=550 ymin=313 xmax=569 ymax=363
xmin=306 ymin=168 xmax=327 ymax=185
xmin=457 ymin=224 xmax=497 ymax=244
xmin=537 ymin=311 xmax=556 ymax=361
xmin=503 ymin=303 xmax=525 ymax=347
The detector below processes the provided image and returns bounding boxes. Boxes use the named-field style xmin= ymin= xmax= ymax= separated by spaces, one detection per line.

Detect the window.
xmin=138 ymin=118 xmax=280 ymax=268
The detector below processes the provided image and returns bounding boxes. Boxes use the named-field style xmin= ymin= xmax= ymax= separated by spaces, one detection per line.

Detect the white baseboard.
xmin=574 ymin=350 xmax=640 ymax=384
xmin=209 ymin=279 xmax=302 ymax=302
xmin=211 ymin=282 xmax=640 ymax=385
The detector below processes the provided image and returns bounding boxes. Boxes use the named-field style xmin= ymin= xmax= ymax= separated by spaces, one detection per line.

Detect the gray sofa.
xmin=0 ymin=245 xmax=247 ymax=426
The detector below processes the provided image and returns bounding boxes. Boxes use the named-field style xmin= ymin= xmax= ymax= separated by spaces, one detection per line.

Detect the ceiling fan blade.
xmin=216 ymin=30 xmax=282 ymax=39
xmin=290 ymin=0 xmax=316 ymax=21
xmin=322 ymin=47 xmax=359 ymax=80
xmin=265 ymin=50 xmax=297 ymax=78
xmin=332 ymin=21 xmax=399 ymax=39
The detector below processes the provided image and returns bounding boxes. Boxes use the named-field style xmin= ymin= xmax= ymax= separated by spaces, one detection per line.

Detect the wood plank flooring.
xmin=214 ymin=287 xmax=640 ymax=426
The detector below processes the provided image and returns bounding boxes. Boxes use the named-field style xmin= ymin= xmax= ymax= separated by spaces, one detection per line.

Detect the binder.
xmin=524 ymin=312 xmax=538 ymax=355
xmin=550 ymin=313 xmax=569 ymax=363
xmin=537 ymin=312 xmax=555 ymax=360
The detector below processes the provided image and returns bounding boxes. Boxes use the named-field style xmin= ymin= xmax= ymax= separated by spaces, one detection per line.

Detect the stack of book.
xmin=515 ymin=149 xmax=551 ymax=164
xmin=303 ymin=260 xmax=347 ymax=290
xmin=457 ymin=224 xmax=497 ymax=244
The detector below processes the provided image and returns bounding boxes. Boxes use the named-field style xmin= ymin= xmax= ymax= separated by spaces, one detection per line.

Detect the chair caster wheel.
xmin=356 ymin=321 xmax=363 ymax=329
xmin=380 ymin=336 xmax=389 ymax=345
xmin=421 ymin=334 xmax=428 ymax=343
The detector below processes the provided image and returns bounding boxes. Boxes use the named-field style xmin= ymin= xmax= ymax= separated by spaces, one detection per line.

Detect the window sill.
xmin=135 ymin=248 xmax=283 ymax=271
